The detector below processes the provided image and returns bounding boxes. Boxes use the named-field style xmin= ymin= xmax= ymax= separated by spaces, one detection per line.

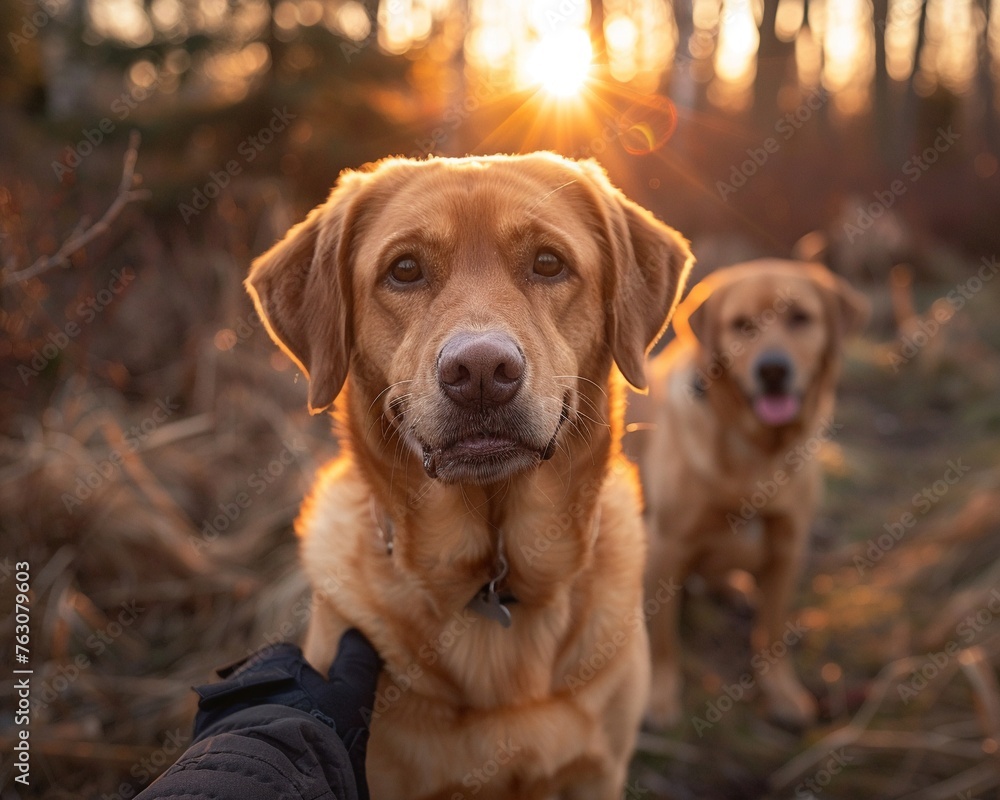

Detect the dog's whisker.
xmin=386 ymin=405 xmax=427 ymax=503
xmin=366 ymin=380 xmax=415 ymax=418
xmin=410 ymin=482 xmax=431 ymax=508
xmin=490 ymin=476 xmax=514 ymax=507
xmin=553 ymin=387 xmax=610 ymax=434
xmin=553 ymin=380 xmax=611 ymax=425
xmin=573 ymin=410 xmax=610 ymax=430
xmin=365 ymin=391 xmax=414 ymax=447
xmin=524 ymin=179 xmax=578 ymax=214
xmin=553 ymin=374 xmax=609 ymax=400
xmin=363 ymin=384 xmax=414 ymax=448
xmin=563 ymin=420 xmax=598 ymax=470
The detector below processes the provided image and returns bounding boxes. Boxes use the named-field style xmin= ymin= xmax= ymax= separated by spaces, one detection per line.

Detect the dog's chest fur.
xmin=298 ymin=455 xmax=644 ymax=707
xmin=296 ymin=456 xmax=648 ymax=798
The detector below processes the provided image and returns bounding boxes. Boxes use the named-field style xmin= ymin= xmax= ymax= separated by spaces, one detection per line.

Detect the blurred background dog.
xmin=629 ymin=260 xmax=869 ymax=729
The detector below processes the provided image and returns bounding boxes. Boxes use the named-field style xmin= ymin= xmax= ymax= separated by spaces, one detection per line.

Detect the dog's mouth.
xmin=751 ymin=392 xmax=802 ymax=427
xmin=419 ymin=400 xmax=569 ymax=485
xmin=422 ymin=435 xmax=541 ymax=483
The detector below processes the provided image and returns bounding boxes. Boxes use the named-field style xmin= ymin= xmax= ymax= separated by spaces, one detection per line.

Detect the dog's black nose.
xmin=755 ymin=352 xmax=793 ymax=394
xmin=438 ymin=332 xmax=525 ymax=408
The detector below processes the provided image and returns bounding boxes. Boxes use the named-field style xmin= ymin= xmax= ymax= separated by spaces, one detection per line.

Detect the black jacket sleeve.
xmin=137 ymin=703 xmax=359 ymax=800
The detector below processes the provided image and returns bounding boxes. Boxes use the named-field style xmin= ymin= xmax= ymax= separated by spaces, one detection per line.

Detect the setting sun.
xmin=522 ymin=28 xmax=593 ymax=98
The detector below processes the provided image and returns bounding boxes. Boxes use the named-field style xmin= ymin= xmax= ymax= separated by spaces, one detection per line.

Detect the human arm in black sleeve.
xmin=136 ymin=630 xmax=382 ymax=800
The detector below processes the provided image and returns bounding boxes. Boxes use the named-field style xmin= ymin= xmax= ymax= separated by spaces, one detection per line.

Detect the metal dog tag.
xmin=467 ymin=551 xmax=513 ymax=627
xmin=467 ymin=586 xmax=513 ymax=628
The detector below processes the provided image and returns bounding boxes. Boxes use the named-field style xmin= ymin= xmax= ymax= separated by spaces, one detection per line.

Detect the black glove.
xmin=194 ymin=630 xmax=383 ymax=800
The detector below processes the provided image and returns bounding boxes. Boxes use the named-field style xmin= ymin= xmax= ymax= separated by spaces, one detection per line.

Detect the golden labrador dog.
xmin=246 ymin=153 xmax=693 ymax=799
xmin=631 ymin=259 xmax=867 ymax=729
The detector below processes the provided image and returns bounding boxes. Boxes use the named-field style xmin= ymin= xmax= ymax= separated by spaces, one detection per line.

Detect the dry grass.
xmin=1 ymin=139 xmax=336 ymax=797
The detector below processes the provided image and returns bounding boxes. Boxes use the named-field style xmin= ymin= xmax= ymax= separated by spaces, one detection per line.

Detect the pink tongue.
xmin=754 ymin=394 xmax=800 ymax=426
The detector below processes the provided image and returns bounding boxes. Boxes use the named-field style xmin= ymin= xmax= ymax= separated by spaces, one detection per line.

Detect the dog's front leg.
xmin=753 ymin=513 xmax=817 ymax=728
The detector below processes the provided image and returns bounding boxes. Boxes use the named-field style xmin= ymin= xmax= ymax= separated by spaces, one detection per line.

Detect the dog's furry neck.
xmin=337 ymin=377 xmax=619 ymax=614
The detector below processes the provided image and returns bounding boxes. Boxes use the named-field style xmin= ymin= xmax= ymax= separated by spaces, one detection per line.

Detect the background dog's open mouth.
xmin=752 ymin=394 xmax=801 ymax=427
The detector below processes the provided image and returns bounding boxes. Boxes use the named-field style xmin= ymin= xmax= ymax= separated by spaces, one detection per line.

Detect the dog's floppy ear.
xmin=581 ymin=162 xmax=693 ymax=391
xmin=245 ymin=173 xmax=365 ymax=414
xmin=673 ymin=277 xmax=722 ymax=354
xmin=802 ymin=263 xmax=870 ymax=353
xmin=825 ymin=272 xmax=870 ymax=338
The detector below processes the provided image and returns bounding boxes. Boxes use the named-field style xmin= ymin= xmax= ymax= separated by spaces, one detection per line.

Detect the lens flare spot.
xmin=619 ymin=95 xmax=677 ymax=155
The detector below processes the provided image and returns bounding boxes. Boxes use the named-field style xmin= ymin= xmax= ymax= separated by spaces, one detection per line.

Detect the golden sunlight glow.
xmin=522 ymin=28 xmax=593 ymax=97
xmin=711 ymin=0 xmax=760 ymax=109
xmin=885 ymin=0 xmax=922 ymax=81
xmin=605 ymin=0 xmax=676 ymax=90
xmin=992 ymin=0 xmax=1000 ymax=112
xmin=922 ymin=0 xmax=978 ymax=95
xmin=378 ymin=0 xmax=445 ymax=55
xmin=297 ymin=0 xmax=323 ymax=27
xmin=692 ymin=0 xmax=721 ymax=32
xmin=822 ymin=0 xmax=873 ymax=113
xmin=715 ymin=0 xmax=759 ymax=84
xmin=465 ymin=0 xmax=520 ymax=87
xmin=606 ymin=13 xmax=638 ymax=52
xmin=775 ymin=0 xmax=804 ymax=42
xmin=84 ymin=0 xmax=994 ymax=123
xmin=202 ymin=41 xmax=270 ymax=102
xmin=273 ymin=1 xmax=297 ymax=32
xmin=149 ymin=0 xmax=182 ymax=33
xmin=795 ymin=24 xmax=823 ymax=87
xmin=469 ymin=26 xmax=513 ymax=68
xmin=379 ymin=0 xmax=415 ymax=55
xmin=466 ymin=0 xmax=593 ymax=97
xmin=328 ymin=1 xmax=372 ymax=41
xmin=90 ymin=0 xmax=154 ymax=46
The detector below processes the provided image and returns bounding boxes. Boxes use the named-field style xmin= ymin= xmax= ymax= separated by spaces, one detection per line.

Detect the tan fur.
xmin=631 ymin=259 xmax=868 ymax=729
xmin=246 ymin=153 xmax=693 ymax=799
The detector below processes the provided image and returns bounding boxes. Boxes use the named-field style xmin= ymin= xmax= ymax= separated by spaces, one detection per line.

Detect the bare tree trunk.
xmin=872 ymin=0 xmax=891 ymax=165
xmin=901 ymin=0 xmax=930 ymax=152
xmin=979 ymin=0 xmax=998 ymax=155
xmin=589 ymin=0 xmax=605 ymax=62
xmin=756 ymin=0 xmax=794 ymax=124
xmin=665 ymin=0 xmax=703 ymax=112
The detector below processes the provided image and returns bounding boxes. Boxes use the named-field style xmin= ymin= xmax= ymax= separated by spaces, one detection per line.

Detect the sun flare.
xmin=522 ymin=28 xmax=593 ymax=98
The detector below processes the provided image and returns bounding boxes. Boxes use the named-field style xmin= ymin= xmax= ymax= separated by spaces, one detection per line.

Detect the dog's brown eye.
xmin=389 ymin=256 xmax=423 ymax=285
xmin=788 ymin=309 xmax=812 ymax=327
xmin=731 ymin=316 xmax=754 ymax=335
xmin=533 ymin=250 xmax=565 ymax=279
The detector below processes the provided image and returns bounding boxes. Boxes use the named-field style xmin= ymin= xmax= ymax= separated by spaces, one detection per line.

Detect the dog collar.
xmin=369 ymin=497 xmax=517 ymax=628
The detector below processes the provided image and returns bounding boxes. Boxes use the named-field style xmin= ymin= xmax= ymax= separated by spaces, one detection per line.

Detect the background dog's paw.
xmin=763 ymin=681 xmax=818 ymax=732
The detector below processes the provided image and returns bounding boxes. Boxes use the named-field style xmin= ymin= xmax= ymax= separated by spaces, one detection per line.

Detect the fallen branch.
xmin=960 ymin=646 xmax=1000 ymax=743
xmin=1 ymin=131 xmax=149 ymax=288
xmin=770 ymin=655 xmax=934 ymax=790
xmin=771 ymin=648 xmax=999 ymax=792
xmin=894 ymin=761 xmax=1000 ymax=800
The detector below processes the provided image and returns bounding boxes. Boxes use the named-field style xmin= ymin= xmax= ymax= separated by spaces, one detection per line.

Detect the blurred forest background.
xmin=2 ymin=0 xmax=1000 ymax=798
